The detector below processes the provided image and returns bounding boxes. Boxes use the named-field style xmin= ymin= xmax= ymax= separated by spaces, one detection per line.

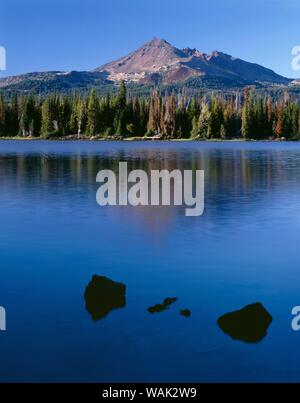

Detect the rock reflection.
xmin=217 ymin=302 xmax=273 ymax=343
xmin=84 ymin=275 xmax=126 ymax=321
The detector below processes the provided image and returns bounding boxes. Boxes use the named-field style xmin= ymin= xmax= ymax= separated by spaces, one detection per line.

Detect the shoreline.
xmin=0 ymin=136 xmax=292 ymax=142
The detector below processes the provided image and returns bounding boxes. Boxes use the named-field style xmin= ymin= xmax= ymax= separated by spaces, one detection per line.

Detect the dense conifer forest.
xmin=0 ymin=82 xmax=299 ymax=140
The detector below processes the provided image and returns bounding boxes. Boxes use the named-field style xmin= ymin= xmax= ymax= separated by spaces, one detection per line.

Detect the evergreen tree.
xmin=59 ymin=97 xmax=72 ymax=135
xmin=116 ymin=81 xmax=127 ymax=111
xmin=198 ymin=102 xmax=211 ymax=138
xmin=223 ymin=98 xmax=236 ymax=138
xmin=265 ymin=96 xmax=273 ymax=137
xmin=20 ymin=96 xmax=37 ymax=136
xmin=274 ymin=103 xmax=283 ymax=139
xmin=241 ymin=88 xmax=252 ymax=139
xmin=190 ymin=116 xmax=199 ymax=138
xmin=115 ymin=110 xmax=127 ymax=136
xmin=114 ymin=81 xmax=128 ymax=137
xmin=176 ymin=97 xmax=190 ymax=139
xmin=292 ymin=103 xmax=299 ymax=139
xmin=6 ymin=95 xmax=19 ymax=136
xmin=86 ymin=89 xmax=100 ymax=136
xmin=162 ymin=93 xmax=177 ymax=138
xmin=255 ymin=97 xmax=265 ymax=139
xmin=41 ymin=97 xmax=54 ymax=137
xmin=209 ymin=97 xmax=223 ymax=138
xmin=0 ymin=95 xmax=6 ymax=136
xmin=147 ymin=90 xmax=161 ymax=135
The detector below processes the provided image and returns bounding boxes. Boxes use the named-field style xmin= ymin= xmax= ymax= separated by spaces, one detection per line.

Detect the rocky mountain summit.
xmin=0 ymin=37 xmax=297 ymax=94
xmin=95 ymin=37 xmax=291 ymax=86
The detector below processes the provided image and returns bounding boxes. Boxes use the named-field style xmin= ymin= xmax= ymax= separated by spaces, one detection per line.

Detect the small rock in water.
xmin=147 ymin=297 xmax=178 ymax=314
xmin=84 ymin=275 xmax=126 ymax=321
xmin=180 ymin=309 xmax=191 ymax=317
xmin=217 ymin=302 xmax=273 ymax=343
xmin=147 ymin=304 xmax=168 ymax=314
xmin=163 ymin=297 xmax=178 ymax=306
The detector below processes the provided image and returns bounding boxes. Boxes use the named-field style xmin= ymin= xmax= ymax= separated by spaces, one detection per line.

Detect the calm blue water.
xmin=0 ymin=140 xmax=300 ymax=382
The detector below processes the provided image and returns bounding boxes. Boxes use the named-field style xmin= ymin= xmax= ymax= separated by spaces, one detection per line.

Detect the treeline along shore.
xmin=0 ymin=82 xmax=299 ymax=140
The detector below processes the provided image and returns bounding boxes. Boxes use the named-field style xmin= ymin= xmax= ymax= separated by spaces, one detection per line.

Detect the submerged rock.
xmin=84 ymin=275 xmax=126 ymax=321
xmin=163 ymin=297 xmax=178 ymax=306
xmin=147 ymin=303 xmax=167 ymax=314
xmin=147 ymin=297 xmax=178 ymax=314
xmin=217 ymin=302 xmax=272 ymax=343
xmin=180 ymin=309 xmax=191 ymax=317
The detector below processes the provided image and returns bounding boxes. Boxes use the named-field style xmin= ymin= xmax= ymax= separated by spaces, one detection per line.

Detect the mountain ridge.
xmin=95 ymin=37 xmax=291 ymax=86
xmin=0 ymin=37 xmax=297 ymax=95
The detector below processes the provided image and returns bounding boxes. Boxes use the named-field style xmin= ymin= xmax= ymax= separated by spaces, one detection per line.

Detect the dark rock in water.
xmin=217 ymin=302 xmax=272 ymax=343
xmin=147 ymin=304 xmax=167 ymax=314
xmin=147 ymin=297 xmax=178 ymax=314
xmin=180 ymin=309 xmax=191 ymax=317
xmin=84 ymin=275 xmax=126 ymax=321
xmin=163 ymin=297 xmax=178 ymax=306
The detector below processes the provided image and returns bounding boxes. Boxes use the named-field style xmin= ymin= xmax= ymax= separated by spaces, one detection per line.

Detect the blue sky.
xmin=0 ymin=0 xmax=299 ymax=78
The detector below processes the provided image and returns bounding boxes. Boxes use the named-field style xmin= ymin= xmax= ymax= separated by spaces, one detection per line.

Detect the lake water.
xmin=0 ymin=140 xmax=300 ymax=382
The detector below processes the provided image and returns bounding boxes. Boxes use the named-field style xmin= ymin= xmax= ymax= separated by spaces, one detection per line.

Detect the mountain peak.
xmin=94 ymin=37 xmax=184 ymax=81
xmin=93 ymin=38 xmax=290 ymax=86
xmin=146 ymin=37 xmax=170 ymax=47
xmin=207 ymin=50 xmax=234 ymax=60
xmin=182 ymin=47 xmax=203 ymax=57
xmin=0 ymin=37 xmax=292 ymax=93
